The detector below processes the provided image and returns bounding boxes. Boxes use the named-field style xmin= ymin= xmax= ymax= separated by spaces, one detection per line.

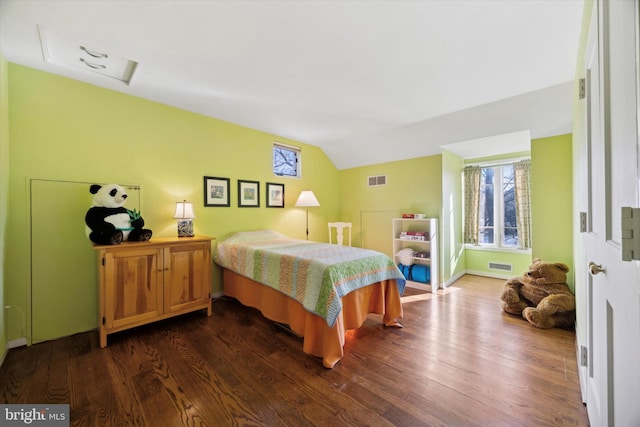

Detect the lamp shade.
xmin=173 ymin=201 xmax=196 ymax=219
xmin=295 ymin=190 xmax=320 ymax=207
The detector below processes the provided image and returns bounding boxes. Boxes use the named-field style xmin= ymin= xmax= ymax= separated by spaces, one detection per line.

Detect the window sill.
xmin=464 ymin=244 xmax=531 ymax=255
xmin=273 ymin=174 xmax=301 ymax=180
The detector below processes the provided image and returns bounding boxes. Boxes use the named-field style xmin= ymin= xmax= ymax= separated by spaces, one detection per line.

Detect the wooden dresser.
xmin=92 ymin=236 xmax=214 ymax=347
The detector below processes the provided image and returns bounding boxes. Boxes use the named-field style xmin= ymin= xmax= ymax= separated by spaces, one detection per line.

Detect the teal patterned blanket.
xmin=213 ymin=230 xmax=405 ymax=327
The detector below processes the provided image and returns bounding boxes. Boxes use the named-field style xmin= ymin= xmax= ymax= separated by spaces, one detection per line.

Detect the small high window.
xmin=273 ymin=143 xmax=300 ymax=178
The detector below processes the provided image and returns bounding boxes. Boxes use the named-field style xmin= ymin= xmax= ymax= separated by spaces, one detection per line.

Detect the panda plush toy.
xmin=85 ymin=183 xmax=153 ymax=245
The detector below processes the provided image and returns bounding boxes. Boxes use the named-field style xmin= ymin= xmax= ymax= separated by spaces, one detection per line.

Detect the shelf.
xmin=404 ymin=279 xmax=434 ymax=288
xmin=392 ymin=217 xmax=438 ymax=290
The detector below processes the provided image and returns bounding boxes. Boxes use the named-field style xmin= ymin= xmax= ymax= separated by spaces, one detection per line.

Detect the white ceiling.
xmin=0 ymin=0 xmax=584 ymax=169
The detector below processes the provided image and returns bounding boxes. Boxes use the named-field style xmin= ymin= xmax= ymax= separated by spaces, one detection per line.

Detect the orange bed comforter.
xmin=223 ymin=268 xmax=404 ymax=368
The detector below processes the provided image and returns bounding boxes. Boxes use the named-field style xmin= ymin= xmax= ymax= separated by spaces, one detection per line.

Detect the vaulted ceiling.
xmin=0 ymin=0 xmax=584 ymax=169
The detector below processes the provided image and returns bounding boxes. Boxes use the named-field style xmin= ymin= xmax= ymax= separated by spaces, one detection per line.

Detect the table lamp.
xmin=173 ymin=200 xmax=195 ymax=237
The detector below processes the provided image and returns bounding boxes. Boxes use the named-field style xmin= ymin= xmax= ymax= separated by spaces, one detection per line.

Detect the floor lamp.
xmin=295 ymin=190 xmax=320 ymax=240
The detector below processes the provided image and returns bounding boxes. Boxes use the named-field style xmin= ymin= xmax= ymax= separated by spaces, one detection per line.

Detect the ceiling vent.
xmin=38 ymin=26 xmax=138 ymax=84
xmin=368 ymin=175 xmax=387 ymax=187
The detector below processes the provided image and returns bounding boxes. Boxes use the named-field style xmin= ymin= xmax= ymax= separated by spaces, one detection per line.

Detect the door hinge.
xmin=621 ymin=207 xmax=640 ymax=261
xmin=102 ymin=316 xmax=106 ymax=325
xmin=102 ymin=257 xmax=106 ymax=266
xmin=579 ymin=78 xmax=586 ymax=99
xmin=580 ymin=345 xmax=588 ymax=367
xmin=580 ymin=212 xmax=587 ymax=233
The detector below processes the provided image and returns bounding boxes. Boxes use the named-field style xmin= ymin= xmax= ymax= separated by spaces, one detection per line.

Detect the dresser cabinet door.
xmin=163 ymin=242 xmax=211 ymax=314
xmin=103 ymin=247 xmax=163 ymax=329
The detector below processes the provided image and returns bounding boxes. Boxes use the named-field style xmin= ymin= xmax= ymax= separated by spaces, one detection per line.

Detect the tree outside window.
xmin=478 ymin=165 xmax=518 ymax=248
xmin=273 ymin=143 xmax=300 ymax=178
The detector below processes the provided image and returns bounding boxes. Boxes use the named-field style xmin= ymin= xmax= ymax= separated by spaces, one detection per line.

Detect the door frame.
xmin=27 ymin=178 xmax=142 ymax=345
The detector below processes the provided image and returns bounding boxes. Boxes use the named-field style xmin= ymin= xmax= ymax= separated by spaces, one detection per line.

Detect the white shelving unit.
xmin=392 ymin=217 xmax=439 ymax=290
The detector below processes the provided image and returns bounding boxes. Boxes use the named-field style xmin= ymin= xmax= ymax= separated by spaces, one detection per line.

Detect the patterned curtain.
xmin=463 ymin=166 xmax=481 ymax=244
xmin=514 ymin=159 xmax=532 ymax=249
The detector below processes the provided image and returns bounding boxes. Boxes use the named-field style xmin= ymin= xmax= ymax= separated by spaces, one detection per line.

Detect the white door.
xmin=584 ymin=1 xmax=640 ymax=426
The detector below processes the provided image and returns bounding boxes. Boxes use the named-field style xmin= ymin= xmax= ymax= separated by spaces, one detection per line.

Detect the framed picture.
xmin=266 ymin=182 xmax=285 ymax=208
xmin=238 ymin=179 xmax=260 ymax=207
xmin=204 ymin=176 xmax=230 ymax=207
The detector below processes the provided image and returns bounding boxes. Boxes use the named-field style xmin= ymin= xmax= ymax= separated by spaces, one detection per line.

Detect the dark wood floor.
xmin=0 ymin=275 xmax=589 ymax=426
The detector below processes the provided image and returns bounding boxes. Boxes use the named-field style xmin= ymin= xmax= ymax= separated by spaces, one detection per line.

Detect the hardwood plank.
xmin=0 ymin=275 xmax=590 ymax=426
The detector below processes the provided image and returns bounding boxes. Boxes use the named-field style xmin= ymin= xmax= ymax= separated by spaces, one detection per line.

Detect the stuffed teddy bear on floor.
xmin=85 ymin=183 xmax=152 ymax=245
xmin=500 ymin=258 xmax=576 ymax=329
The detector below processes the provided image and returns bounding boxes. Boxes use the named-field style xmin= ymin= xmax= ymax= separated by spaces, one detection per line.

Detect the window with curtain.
xmin=464 ymin=159 xmax=531 ymax=249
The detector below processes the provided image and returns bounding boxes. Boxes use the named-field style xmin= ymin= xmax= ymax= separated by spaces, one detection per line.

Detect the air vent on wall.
xmin=368 ymin=175 xmax=387 ymax=187
xmin=489 ymin=262 xmax=513 ymax=272
xmin=39 ymin=26 xmax=138 ymax=84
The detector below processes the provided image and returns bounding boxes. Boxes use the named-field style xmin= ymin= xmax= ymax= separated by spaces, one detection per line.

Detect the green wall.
xmin=338 ymin=155 xmax=442 ymax=269
xmin=1 ymin=52 xmax=8 ymax=358
xmin=441 ymin=150 xmax=465 ymax=284
xmin=337 ymin=133 xmax=573 ymax=287
xmin=2 ymin=61 xmax=578 ymax=347
xmin=531 ymin=134 xmax=574 ymax=288
xmin=5 ymin=64 xmax=339 ymax=343
xmin=465 ymin=249 xmax=532 ymax=279
xmin=447 ymin=135 xmax=573 ymax=282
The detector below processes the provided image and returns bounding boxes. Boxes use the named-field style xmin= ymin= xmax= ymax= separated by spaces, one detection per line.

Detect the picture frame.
xmin=266 ymin=182 xmax=285 ymax=208
xmin=203 ymin=176 xmax=230 ymax=207
xmin=238 ymin=179 xmax=260 ymax=207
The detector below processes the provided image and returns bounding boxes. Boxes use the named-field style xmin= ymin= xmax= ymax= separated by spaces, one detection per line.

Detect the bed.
xmin=213 ymin=230 xmax=406 ymax=368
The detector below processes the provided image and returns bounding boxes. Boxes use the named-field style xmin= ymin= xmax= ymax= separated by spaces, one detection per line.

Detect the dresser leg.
xmin=99 ymin=330 xmax=107 ymax=348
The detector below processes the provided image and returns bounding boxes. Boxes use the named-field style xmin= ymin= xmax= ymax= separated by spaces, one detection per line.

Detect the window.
xmin=273 ymin=143 xmax=300 ymax=178
xmin=464 ymin=159 xmax=531 ymax=249
xmin=478 ymin=164 xmax=517 ymax=247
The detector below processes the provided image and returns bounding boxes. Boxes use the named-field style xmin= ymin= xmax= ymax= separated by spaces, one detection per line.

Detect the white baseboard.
xmin=404 ymin=281 xmax=432 ymax=291
xmin=8 ymin=337 xmax=27 ymax=349
xmin=465 ymin=269 xmax=513 ymax=280
xmin=443 ymin=270 xmax=466 ymax=287
xmin=574 ymin=324 xmax=587 ymax=403
xmin=1 ymin=337 xmax=27 ymax=369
